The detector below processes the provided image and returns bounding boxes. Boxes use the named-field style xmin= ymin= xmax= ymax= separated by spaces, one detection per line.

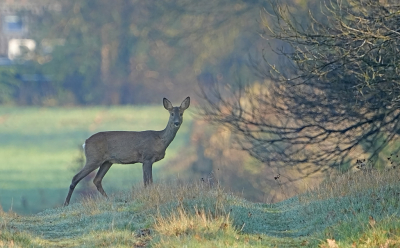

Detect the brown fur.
xmin=63 ymin=97 xmax=190 ymax=206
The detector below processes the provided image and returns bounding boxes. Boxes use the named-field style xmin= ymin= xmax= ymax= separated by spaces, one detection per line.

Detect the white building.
xmin=0 ymin=0 xmax=61 ymax=61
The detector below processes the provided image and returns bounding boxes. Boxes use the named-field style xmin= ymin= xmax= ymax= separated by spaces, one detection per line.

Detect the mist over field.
xmin=1 ymin=0 xmax=400 ymax=246
xmin=0 ymin=0 xmax=282 ymax=214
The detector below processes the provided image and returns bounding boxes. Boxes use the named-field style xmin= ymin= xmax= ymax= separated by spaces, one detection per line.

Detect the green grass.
xmin=2 ymin=106 xmax=400 ymax=246
xmin=0 ymin=106 xmax=193 ymax=214
xmin=1 ymin=168 xmax=400 ymax=247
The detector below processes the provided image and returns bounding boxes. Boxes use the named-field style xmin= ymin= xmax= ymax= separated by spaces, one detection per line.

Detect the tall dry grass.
xmin=76 ymin=179 xmax=232 ymax=219
xmin=302 ymin=166 xmax=400 ymax=201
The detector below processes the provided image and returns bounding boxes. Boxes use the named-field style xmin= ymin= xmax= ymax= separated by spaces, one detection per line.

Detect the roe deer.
xmin=63 ymin=97 xmax=190 ymax=206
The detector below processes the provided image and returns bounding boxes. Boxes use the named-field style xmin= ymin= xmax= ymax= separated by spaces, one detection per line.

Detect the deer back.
xmin=84 ymin=130 xmax=166 ymax=164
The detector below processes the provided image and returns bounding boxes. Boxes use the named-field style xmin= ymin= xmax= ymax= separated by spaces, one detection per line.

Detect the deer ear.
xmin=180 ymin=97 xmax=190 ymax=111
xmin=163 ymin=98 xmax=173 ymax=111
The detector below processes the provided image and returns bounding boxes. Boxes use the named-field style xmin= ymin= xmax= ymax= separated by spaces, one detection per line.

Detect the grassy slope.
xmin=1 ymin=168 xmax=400 ymax=247
xmin=0 ymin=106 xmax=192 ymax=214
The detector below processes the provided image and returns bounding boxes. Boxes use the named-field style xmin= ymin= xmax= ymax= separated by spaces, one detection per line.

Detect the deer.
xmin=63 ymin=97 xmax=190 ymax=206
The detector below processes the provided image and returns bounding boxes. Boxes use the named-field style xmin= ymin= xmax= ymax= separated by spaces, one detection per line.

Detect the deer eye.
xmin=171 ymin=113 xmax=174 ymax=116
xmin=180 ymin=113 xmax=183 ymax=117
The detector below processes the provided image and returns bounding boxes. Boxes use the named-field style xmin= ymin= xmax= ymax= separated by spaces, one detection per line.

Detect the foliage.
xmin=0 ymin=0 xmax=265 ymax=105
xmin=201 ymin=0 xmax=400 ymax=171
xmin=0 ymin=65 xmax=20 ymax=104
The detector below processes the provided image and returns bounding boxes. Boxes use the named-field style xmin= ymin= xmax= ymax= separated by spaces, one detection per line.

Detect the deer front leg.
xmin=93 ymin=161 xmax=113 ymax=198
xmin=142 ymin=161 xmax=153 ymax=187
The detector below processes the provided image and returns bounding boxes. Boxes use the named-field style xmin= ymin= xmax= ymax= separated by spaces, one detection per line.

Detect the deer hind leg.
xmin=64 ymin=161 xmax=102 ymax=206
xmin=142 ymin=161 xmax=153 ymax=187
xmin=93 ymin=161 xmax=112 ymax=198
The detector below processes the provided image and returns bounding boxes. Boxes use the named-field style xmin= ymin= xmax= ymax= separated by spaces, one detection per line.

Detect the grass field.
xmin=2 ymin=107 xmax=400 ymax=247
xmin=0 ymin=106 xmax=193 ymax=214
xmin=1 ymin=168 xmax=400 ymax=247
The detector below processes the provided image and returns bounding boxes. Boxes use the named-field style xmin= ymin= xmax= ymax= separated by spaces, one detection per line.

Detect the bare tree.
xmin=200 ymin=0 xmax=400 ymax=173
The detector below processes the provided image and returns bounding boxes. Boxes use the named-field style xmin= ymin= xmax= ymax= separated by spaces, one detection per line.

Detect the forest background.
xmin=1 ymin=0 xmax=398 ymax=214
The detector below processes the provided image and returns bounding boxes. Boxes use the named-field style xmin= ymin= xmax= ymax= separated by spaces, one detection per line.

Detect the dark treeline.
xmin=0 ymin=0 xmax=316 ymax=106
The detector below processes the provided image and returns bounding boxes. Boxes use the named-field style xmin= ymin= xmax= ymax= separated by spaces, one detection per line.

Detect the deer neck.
xmin=160 ymin=122 xmax=179 ymax=148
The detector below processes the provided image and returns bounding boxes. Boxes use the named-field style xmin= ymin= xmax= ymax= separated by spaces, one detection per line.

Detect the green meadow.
xmin=0 ymin=106 xmax=192 ymax=214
